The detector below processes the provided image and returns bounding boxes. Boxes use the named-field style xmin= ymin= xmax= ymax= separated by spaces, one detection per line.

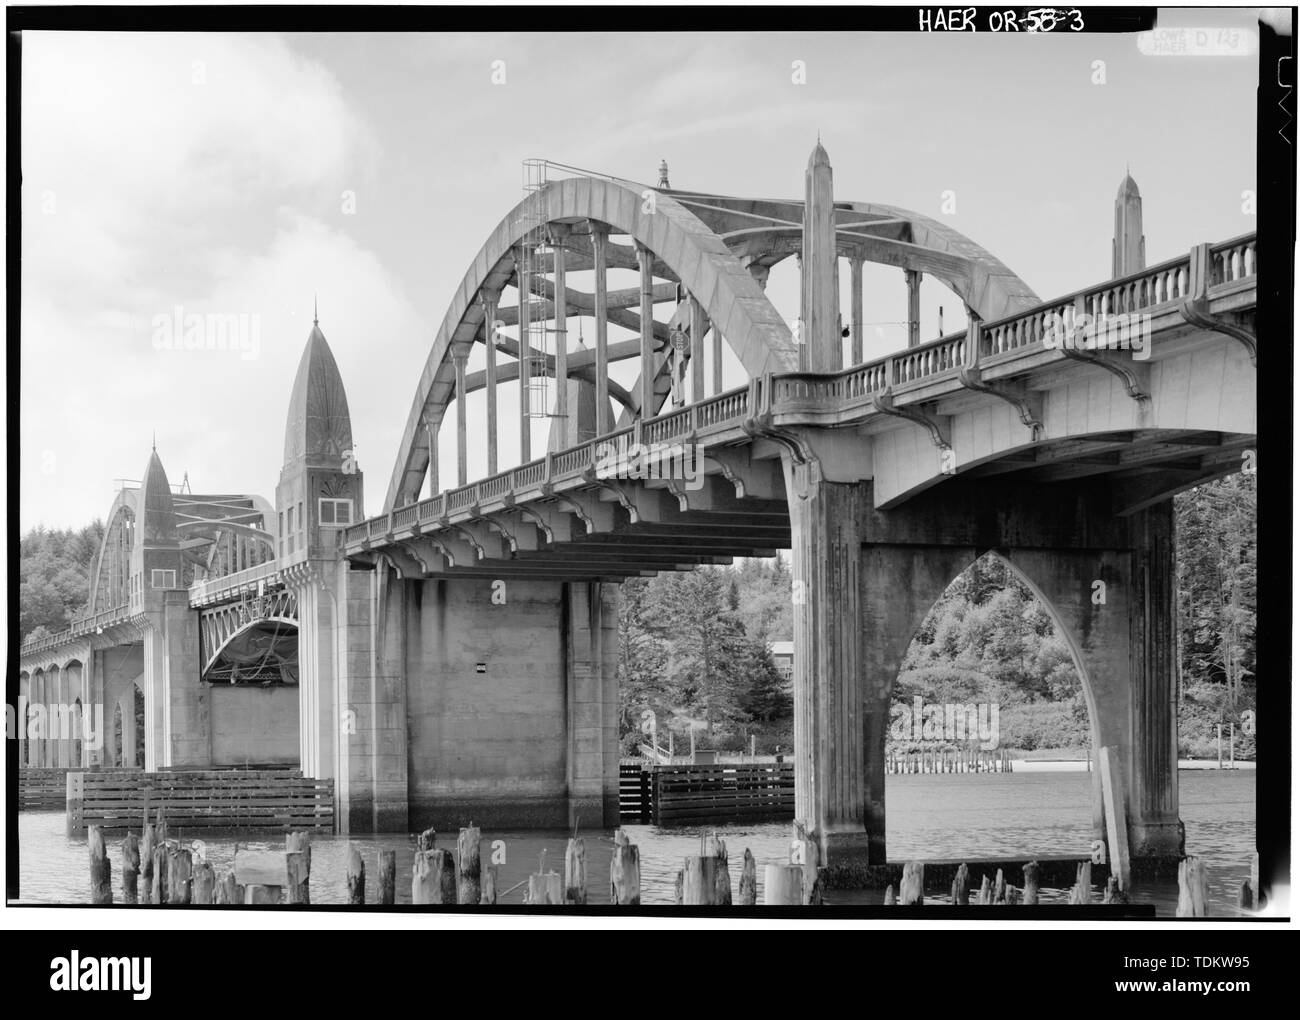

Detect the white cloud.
xmin=20 ymin=33 xmax=401 ymax=529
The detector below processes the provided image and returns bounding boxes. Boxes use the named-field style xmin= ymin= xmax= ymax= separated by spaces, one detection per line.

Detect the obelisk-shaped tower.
xmin=801 ymin=140 xmax=840 ymax=372
xmin=1113 ymin=170 xmax=1146 ymax=278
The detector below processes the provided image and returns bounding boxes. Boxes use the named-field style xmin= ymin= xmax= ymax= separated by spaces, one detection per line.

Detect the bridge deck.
xmin=343 ymin=234 xmax=1255 ymax=577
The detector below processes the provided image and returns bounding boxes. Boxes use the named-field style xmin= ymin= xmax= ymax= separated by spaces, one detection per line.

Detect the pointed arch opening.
xmin=112 ymin=701 xmax=124 ymax=768
xmin=132 ymin=684 xmax=145 ymax=769
xmin=887 ymin=550 xmax=1098 ymax=861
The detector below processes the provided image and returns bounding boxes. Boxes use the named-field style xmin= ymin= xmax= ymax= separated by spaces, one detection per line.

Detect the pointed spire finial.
xmin=313 ymin=293 xmax=318 ymax=327
xmin=152 ymin=430 xmax=156 ymax=452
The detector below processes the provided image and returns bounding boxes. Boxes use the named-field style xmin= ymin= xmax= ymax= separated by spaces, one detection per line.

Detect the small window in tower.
xmin=151 ymin=569 xmax=177 ymax=589
xmin=318 ymin=498 xmax=353 ymax=528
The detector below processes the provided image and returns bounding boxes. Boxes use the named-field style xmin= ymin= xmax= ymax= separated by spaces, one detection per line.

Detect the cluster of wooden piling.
xmin=89 ymin=806 xmax=311 ymax=905
xmin=663 ymin=823 xmax=824 ymax=905
xmin=88 ymin=814 xmax=1258 ymax=913
xmin=878 ymin=858 xmax=1131 ymax=907
xmin=343 ymin=824 xmax=500 ymax=905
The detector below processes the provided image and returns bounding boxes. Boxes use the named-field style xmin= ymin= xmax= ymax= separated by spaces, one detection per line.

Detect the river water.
xmin=16 ymin=770 xmax=1256 ymax=915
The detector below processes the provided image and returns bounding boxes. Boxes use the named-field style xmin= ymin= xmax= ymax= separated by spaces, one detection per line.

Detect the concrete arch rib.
xmin=88 ymin=488 xmax=139 ymax=614
xmin=384 ymin=177 xmax=799 ymax=511
xmin=670 ymin=191 xmax=1040 ymax=323
xmin=203 ymin=617 xmax=299 ymax=675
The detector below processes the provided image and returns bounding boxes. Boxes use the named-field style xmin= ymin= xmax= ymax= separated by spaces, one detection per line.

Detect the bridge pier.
xmin=787 ymin=470 xmax=1185 ymax=884
xmin=101 ymin=645 xmax=143 ymax=768
xmin=784 ymin=461 xmax=876 ymax=871
xmin=302 ymin=561 xmax=621 ymax=835
xmin=142 ymin=593 xmax=208 ymax=769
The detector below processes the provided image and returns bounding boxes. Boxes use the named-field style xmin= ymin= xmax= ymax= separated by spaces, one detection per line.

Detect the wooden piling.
xmin=1176 ymin=856 xmax=1209 ymax=917
xmin=1103 ymin=875 xmax=1127 ymax=904
xmin=1005 ymin=885 xmax=1021 ymax=905
xmin=976 ymin=875 xmax=992 ymax=904
xmin=167 ymin=847 xmax=192 ymax=905
xmin=416 ymin=827 xmax=436 ymax=852
xmin=413 ymin=847 xmax=456 ymax=904
xmin=738 ymin=849 xmax=757 ymax=905
xmin=682 ymin=831 xmax=730 ymax=906
xmin=609 ymin=828 xmax=640 ymax=906
xmin=435 ymin=850 xmax=457 ymax=902
xmin=1022 ymin=861 xmax=1040 ymax=906
xmin=215 ymin=869 xmax=241 ymax=905
xmin=564 ymin=837 xmax=587 ymax=905
xmin=883 ymin=884 xmax=896 ymax=905
xmin=192 ymin=862 xmax=215 ymax=904
xmin=1069 ymin=861 xmax=1092 ymax=904
xmin=412 ymin=851 xmax=431 ymax=903
xmin=703 ymin=831 xmax=731 ymax=905
xmin=951 ymin=862 xmax=970 ymax=905
xmin=151 ymin=843 xmax=169 ymax=904
xmin=682 ymin=856 xmax=718 ymax=905
xmin=900 ymin=862 xmax=924 ymax=905
xmin=89 ymin=826 xmax=112 ymax=904
xmin=762 ymin=864 xmax=803 ymax=905
xmin=346 ymin=845 xmax=365 ymax=905
xmin=526 ymin=871 xmax=563 ymax=905
xmin=481 ymin=866 xmax=498 ymax=905
xmin=121 ymin=832 xmax=139 ymax=905
xmin=378 ymin=849 xmax=396 ymax=905
xmin=139 ymin=825 xmax=155 ymax=904
xmin=673 ymin=869 xmax=684 ymax=905
xmin=286 ymin=832 xmax=311 ymax=904
xmin=993 ymin=868 xmax=1006 ymax=904
xmin=457 ymin=825 xmax=481 ymax=905
xmin=411 ymin=842 xmax=433 ymax=904
xmin=791 ymin=821 xmax=818 ymax=905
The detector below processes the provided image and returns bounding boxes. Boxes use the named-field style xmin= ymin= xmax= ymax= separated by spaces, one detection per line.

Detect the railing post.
xmin=1188 ymin=242 xmax=1212 ymax=300
xmin=544 ymin=451 xmax=554 ymax=485
xmin=965 ymin=309 xmax=982 ymax=369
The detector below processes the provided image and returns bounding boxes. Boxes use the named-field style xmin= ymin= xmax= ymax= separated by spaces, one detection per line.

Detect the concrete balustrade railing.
xmin=188 ymin=560 xmax=280 ymax=607
xmin=20 ymin=603 xmax=135 ymax=655
xmin=1210 ymin=234 xmax=1256 ymax=283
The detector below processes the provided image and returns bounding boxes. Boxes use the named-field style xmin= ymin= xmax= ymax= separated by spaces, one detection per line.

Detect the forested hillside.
xmin=18 ymin=523 xmax=104 ymax=644
xmin=616 ymin=473 xmax=1256 ymax=759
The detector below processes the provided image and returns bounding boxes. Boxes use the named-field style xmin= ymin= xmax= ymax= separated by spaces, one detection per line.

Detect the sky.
xmin=18 ymin=13 xmax=1259 ymax=531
